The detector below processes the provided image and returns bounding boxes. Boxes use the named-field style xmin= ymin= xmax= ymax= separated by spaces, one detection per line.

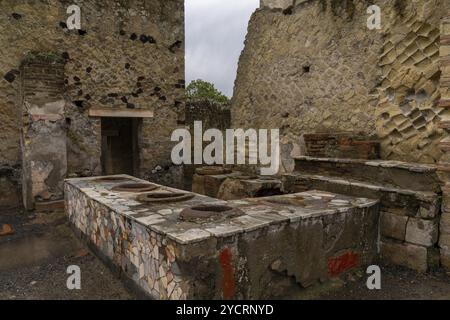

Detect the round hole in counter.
xmin=180 ymin=205 xmax=244 ymax=222
xmin=137 ymin=192 xmax=194 ymax=203
xmin=112 ymin=183 xmax=158 ymax=193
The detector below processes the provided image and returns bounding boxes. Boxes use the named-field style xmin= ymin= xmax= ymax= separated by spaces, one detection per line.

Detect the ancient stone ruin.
xmin=231 ymin=0 xmax=450 ymax=272
xmin=0 ymin=0 xmax=185 ymax=212
xmin=2 ymin=0 xmax=450 ymax=300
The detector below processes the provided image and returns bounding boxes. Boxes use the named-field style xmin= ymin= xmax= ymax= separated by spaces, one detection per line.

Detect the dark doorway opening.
xmin=101 ymin=117 xmax=140 ymax=176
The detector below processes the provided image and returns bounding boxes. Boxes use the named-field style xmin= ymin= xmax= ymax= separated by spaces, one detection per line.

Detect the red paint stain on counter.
xmin=328 ymin=251 xmax=359 ymax=277
xmin=219 ymin=247 xmax=236 ymax=299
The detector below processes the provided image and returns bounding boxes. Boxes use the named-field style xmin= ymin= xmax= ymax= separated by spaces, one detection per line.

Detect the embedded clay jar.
xmin=137 ymin=192 xmax=195 ymax=203
xmin=180 ymin=204 xmax=244 ymax=222
xmin=112 ymin=183 xmax=158 ymax=193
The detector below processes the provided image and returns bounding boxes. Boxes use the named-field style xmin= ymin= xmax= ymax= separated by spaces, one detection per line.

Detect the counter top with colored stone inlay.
xmin=66 ymin=175 xmax=379 ymax=245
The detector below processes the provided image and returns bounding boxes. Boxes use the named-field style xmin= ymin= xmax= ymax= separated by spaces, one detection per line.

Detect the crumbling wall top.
xmin=260 ymin=0 xmax=310 ymax=10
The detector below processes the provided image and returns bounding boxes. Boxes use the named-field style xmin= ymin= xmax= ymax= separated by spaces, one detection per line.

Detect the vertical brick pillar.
xmin=20 ymin=54 xmax=67 ymax=210
xmin=438 ymin=14 xmax=450 ymax=269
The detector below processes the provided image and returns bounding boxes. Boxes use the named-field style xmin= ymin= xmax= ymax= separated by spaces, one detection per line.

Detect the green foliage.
xmin=23 ymin=51 xmax=64 ymax=64
xmin=186 ymin=79 xmax=229 ymax=104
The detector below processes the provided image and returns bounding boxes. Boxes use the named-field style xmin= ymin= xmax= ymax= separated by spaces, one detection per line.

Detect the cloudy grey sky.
xmin=186 ymin=0 xmax=260 ymax=97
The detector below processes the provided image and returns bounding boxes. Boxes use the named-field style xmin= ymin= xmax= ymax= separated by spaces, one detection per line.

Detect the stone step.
xmin=283 ymin=173 xmax=440 ymax=217
xmin=294 ymin=156 xmax=440 ymax=193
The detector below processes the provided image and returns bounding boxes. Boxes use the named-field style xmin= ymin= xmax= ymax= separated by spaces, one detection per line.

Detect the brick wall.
xmin=303 ymin=133 xmax=380 ymax=159
xmin=20 ymin=55 xmax=67 ymax=210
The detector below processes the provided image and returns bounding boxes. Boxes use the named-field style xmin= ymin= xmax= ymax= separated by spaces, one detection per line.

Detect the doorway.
xmin=101 ymin=117 xmax=140 ymax=176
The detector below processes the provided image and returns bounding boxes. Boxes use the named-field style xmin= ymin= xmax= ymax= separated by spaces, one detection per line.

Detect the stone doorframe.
xmin=438 ymin=14 xmax=450 ymax=269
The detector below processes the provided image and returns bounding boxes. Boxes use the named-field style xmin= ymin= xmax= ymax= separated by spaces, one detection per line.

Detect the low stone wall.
xmin=66 ymin=175 xmax=379 ymax=299
xmin=284 ymin=155 xmax=443 ymax=272
xmin=192 ymin=171 xmax=283 ymax=200
xmin=65 ymin=179 xmax=190 ymax=299
xmin=283 ymin=175 xmax=441 ymax=272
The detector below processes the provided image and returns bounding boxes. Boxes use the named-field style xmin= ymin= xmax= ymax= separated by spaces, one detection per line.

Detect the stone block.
xmin=443 ymin=23 xmax=450 ymax=35
xmin=441 ymin=45 xmax=450 ymax=57
xmin=380 ymin=241 xmax=428 ymax=272
xmin=441 ymin=249 xmax=450 ymax=270
xmin=405 ymin=218 xmax=439 ymax=247
xmin=440 ymin=233 xmax=450 ymax=250
xmin=440 ymin=213 xmax=450 ymax=234
xmin=418 ymin=201 xmax=440 ymax=219
xmin=192 ymin=174 xmax=206 ymax=195
xmin=380 ymin=211 xmax=408 ymax=241
xmin=428 ymin=248 xmax=441 ymax=269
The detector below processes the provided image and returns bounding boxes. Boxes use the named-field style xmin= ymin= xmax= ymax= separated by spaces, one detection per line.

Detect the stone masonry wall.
xmin=232 ymin=0 xmax=450 ymax=164
xmin=0 ymin=0 xmax=185 ymax=209
xmin=65 ymin=183 xmax=188 ymax=300
xmin=438 ymin=13 xmax=450 ymax=270
xmin=66 ymin=176 xmax=380 ymax=299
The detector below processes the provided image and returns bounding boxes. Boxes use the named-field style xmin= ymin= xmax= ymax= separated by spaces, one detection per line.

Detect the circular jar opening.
xmin=137 ymin=192 xmax=194 ymax=203
xmin=112 ymin=183 xmax=158 ymax=193
xmin=180 ymin=205 xmax=244 ymax=222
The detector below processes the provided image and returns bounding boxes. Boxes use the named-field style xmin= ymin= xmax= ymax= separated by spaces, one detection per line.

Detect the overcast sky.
xmin=186 ymin=0 xmax=260 ymax=97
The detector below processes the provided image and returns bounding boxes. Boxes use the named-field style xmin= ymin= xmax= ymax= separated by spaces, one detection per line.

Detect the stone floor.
xmin=313 ymin=265 xmax=450 ymax=300
xmin=1 ymin=208 xmax=450 ymax=300
xmin=0 ymin=209 xmax=134 ymax=300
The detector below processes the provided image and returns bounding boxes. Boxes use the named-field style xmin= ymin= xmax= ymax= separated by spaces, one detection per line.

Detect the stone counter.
xmin=65 ymin=175 xmax=379 ymax=299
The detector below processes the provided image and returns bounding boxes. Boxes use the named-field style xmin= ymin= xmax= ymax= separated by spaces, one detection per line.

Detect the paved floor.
xmin=1 ymin=209 xmax=449 ymax=300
